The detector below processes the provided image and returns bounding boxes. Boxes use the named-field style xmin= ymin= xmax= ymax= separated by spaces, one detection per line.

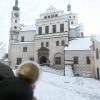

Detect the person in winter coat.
xmin=16 ymin=61 xmax=41 ymax=100
xmin=0 ymin=62 xmax=33 ymax=100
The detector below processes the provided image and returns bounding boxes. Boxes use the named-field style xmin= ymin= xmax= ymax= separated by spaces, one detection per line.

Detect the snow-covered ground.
xmin=35 ymin=71 xmax=100 ymax=100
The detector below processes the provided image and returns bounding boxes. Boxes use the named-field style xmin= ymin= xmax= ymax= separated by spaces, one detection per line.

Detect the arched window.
xmin=61 ymin=40 xmax=65 ymax=46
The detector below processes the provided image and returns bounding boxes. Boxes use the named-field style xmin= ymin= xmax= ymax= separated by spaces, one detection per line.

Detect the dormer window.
xmin=51 ymin=15 xmax=54 ymax=18
xmin=73 ymin=16 xmax=75 ymax=18
xmin=55 ymin=14 xmax=58 ymax=17
xmin=48 ymin=16 xmax=50 ymax=18
xmin=44 ymin=16 xmax=47 ymax=19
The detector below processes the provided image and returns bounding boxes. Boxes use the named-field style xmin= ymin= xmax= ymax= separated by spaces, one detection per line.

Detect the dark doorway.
xmin=40 ymin=56 xmax=47 ymax=64
xmin=38 ymin=47 xmax=49 ymax=64
xmin=97 ymin=68 xmax=99 ymax=79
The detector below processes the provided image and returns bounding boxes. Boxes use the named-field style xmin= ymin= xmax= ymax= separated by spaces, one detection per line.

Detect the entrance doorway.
xmin=97 ymin=68 xmax=99 ymax=79
xmin=40 ymin=56 xmax=47 ymax=64
xmin=38 ymin=47 xmax=49 ymax=65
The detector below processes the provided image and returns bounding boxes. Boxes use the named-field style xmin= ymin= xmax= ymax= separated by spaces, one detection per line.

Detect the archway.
xmin=38 ymin=47 xmax=49 ymax=64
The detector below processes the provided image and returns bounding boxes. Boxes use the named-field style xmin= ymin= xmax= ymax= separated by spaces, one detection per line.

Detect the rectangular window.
xmin=48 ymin=16 xmax=50 ymax=18
xmin=46 ymin=42 xmax=49 ymax=47
xmin=29 ymin=57 xmax=34 ymax=61
xmin=96 ymin=48 xmax=99 ymax=59
xmin=16 ymin=58 xmax=22 ymax=65
xmin=56 ymin=41 xmax=59 ymax=46
xmin=45 ymin=26 xmax=49 ymax=34
xmin=44 ymin=16 xmax=47 ymax=19
xmin=21 ymin=36 xmax=24 ymax=42
xmin=86 ymin=57 xmax=91 ymax=64
xmin=60 ymin=24 xmax=64 ymax=33
xmin=71 ymin=21 xmax=74 ymax=24
xmin=41 ymin=42 xmax=44 ymax=47
xmin=23 ymin=47 xmax=27 ymax=52
xmin=55 ymin=57 xmax=61 ymax=65
xmin=38 ymin=27 xmax=42 ymax=35
xmin=61 ymin=40 xmax=65 ymax=46
xmin=51 ymin=15 xmax=54 ymax=18
xmin=52 ymin=25 xmax=56 ymax=33
xmin=55 ymin=14 xmax=58 ymax=17
xmin=73 ymin=56 xmax=78 ymax=64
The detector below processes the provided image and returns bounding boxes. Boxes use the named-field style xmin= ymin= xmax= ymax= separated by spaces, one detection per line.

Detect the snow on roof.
xmin=70 ymin=25 xmax=80 ymax=29
xmin=64 ymin=37 xmax=92 ymax=50
xmin=19 ymin=25 xmax=36 ymax=32
xmin=94 ymin=35 xmax=100 ymax=43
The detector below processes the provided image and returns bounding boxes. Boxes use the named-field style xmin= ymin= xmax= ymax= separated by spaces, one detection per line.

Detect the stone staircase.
xmin=40 ymin=65 xmax=64 ymax=76
xmin=64 ymin=60 xmax=74 ymax=77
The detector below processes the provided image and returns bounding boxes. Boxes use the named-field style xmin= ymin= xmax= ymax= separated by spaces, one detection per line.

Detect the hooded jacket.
xmin=0 ymin=62 xmax=33 ymax=100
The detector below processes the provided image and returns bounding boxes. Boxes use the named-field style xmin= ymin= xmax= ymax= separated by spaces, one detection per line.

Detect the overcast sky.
xmin=0 ymin=0 xmax=100 ymax=46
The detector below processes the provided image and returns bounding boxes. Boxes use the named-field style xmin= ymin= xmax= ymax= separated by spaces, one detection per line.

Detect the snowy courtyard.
xmin=35 ymin=71 xmax=100 ymax=100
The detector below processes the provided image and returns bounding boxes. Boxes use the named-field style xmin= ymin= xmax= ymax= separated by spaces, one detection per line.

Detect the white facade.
xmin=91 ymin=36 xmax=100 ymax=79
xmin=8 ymin=1 xmax=84 ymax=71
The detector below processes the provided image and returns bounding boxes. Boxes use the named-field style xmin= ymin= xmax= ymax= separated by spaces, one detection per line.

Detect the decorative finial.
xmin=13 ymin=0 xmax=19 ymax=11
xmin=67 ymin=4 xmax=71 ymax=11
xmin=15 ymin=0 xmax=18 ymax=7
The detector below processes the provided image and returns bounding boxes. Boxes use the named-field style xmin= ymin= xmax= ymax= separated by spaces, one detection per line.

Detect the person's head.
xmin=0 ymin=62 xmax=14 ymax=80
xmin=16 ymin=61 xmax=40 ymax=85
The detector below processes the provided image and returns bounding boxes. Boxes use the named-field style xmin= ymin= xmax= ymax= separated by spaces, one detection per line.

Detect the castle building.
xmin=8 ymin=0 xmax=84 ymax=70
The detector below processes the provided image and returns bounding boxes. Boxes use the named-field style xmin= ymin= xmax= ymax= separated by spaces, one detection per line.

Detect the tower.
xmin=67 ymin=4 xmax=71 ymax=13
xmin=10 ymin=0 xmax=20 ymax=42
xmin=8 ymin=0 xmax=20 ymax=66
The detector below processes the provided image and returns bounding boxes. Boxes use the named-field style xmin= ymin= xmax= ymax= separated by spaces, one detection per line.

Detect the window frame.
xmin=73 ymin=56 xmax=78 ymax=64
xmin=23 ymin=47 xmax=27 ymax=52
xmin=29 ymin=57 xmax=34 ymax=61
xmin=38 ymin=27 xmax=42 ymax=35
xmin=46 ymin=42 xmax=49 ymax=47
xmin=56 ymin=41 xmax=59 ymax=46
xmin=21 ymin=36 xmax=24 ymax=42
xmin=16 ymin=58 xmax=22 ymax=65
xmin=86 ymin=56 xmax=91 ymax=64
xmin=61 ymin=40 xmax=65 ymax=46
xmin=45 ymin=26 xmax=49 ymax=34
xmin=41 ymin=42 xmax=44 ymax=47
xmin=96 ymin=48 xmax=99 ymax=59
xmin=60 ymin=24 xmax=64 ymax=33
xmin=52 ymin=25 xmax=56 ymax=33
xmin=55 ymin=57 xmax=61 ymax=65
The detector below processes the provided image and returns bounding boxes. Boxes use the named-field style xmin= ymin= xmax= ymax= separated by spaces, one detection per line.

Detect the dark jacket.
xmin=0 ymin=77 xmax=33 ymax=100
xmin=0 ymin=62 xmax=33 ymax=100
